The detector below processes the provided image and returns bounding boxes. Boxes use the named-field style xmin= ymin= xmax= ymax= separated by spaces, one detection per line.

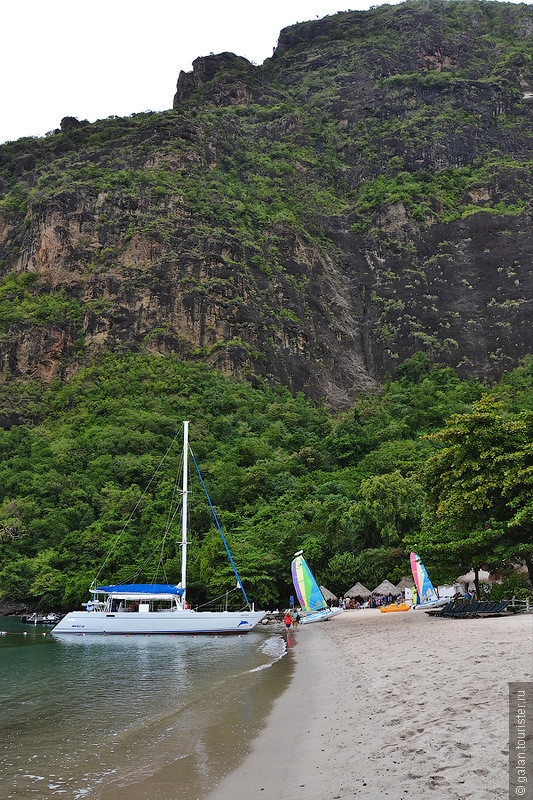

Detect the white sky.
xmin=2 ymin=0 xmax=530 ymax=146
xmin=1 ymin=0 xmax=402 ymax=145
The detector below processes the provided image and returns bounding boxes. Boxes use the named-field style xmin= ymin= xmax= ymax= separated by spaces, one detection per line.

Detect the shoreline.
xmin=207 ymin=609 xmax=533 ymax=800
xmin=1 ymin=619 xmax=295 ymax=800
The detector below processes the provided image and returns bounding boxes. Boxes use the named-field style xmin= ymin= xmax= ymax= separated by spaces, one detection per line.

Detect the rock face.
xmin=0 ymin=1 xmax=531 ymax=410
xmin=173 ymin=53 xmax=268 ymax=107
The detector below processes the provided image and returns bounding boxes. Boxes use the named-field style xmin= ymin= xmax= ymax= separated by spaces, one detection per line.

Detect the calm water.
xmin=0 ymin=617 xmax=293 ymax=800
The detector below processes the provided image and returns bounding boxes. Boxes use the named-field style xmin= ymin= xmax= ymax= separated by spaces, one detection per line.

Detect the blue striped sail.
xmin=291 ymin=555 xmax=328 ymax=614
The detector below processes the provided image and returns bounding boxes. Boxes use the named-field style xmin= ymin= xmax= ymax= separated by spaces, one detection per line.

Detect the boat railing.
xmin=84 ymin=601 xmax=107 ymax=612
xmin=203 ymin=603 xmax=253 ymax=613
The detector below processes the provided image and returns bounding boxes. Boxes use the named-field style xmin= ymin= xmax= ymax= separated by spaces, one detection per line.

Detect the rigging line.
xmin=194 ymin=587 xmax=242 ymax=611
xmin=152 ymin=459 xmax=183 ymax=585
xmin=164 ymin=449 xmax=184 ymax=535
xmin=125 ymin=491 xmax=182 ymax=587
xmin=189 ymin=446 xmax=250 ymax=607
xmin=120 ymin=546 xmax=165 ymax=585
xmin=92 ymin=430 xmax=182 ymax=587
xmin=155 ymin=501 xmax=181 ymax=584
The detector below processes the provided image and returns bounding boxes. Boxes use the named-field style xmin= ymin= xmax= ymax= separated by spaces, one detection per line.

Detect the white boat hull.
xmin=52 ymin=609 xmax=267 ymax=635
xmin=413 ymin=598 xmax=448 ymax=610
xmin=300 ymin=607 xmax=344 ymax=625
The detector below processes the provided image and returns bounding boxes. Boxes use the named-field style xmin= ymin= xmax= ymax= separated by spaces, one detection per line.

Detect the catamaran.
xmin=410 ymin=551 xmax=447 ymax=609
xmin=291 ymin=552 xmax=343 ymax=624
xmin=52 ymin=422 xmax=266 ymax=635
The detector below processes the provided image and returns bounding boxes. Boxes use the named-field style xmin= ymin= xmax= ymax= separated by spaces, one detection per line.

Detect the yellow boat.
xmin=380 ymin=602 xmax=410 ymax=613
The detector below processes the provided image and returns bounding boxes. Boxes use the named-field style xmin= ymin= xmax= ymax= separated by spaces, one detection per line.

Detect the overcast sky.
xmin=2 ymin=0 xmax=530 ymax=146
xmin=2 ymin=0 xmax=402 ymax=145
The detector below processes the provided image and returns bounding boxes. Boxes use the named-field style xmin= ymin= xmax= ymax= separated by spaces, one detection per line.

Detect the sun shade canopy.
xmin=93 ymin=584 xmax=183 ymax=598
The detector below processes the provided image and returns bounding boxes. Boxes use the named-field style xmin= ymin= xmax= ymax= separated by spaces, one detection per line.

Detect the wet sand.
xmin=207 ymin=608 xmax=533 ymax=800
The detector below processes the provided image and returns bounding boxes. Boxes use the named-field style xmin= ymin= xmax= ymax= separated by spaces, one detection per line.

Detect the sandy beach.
xmin=207 ymin=608 xmax=532 ymax=800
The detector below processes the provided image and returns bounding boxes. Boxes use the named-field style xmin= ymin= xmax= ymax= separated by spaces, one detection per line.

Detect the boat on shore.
xmin=21 ymin=612 xmax=61 ymax=625
xmin=52 ymin=422 xmax=266 ymax=635
xmin=380 ymin=602 xmax=410 ymax=613
xmin=291 ymin=552 xmax=343 ymax=624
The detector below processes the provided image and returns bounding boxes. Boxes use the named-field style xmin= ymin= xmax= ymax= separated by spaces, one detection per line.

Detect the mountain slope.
xmin=0 ymin=0 xmax=531 ymax=410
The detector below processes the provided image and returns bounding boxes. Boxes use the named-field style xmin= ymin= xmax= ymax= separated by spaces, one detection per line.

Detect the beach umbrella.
xmin=395 ymin=576 xmax=415 ymax=591
xmin=344 ymin=582 xmax=371 ymax=598
xmin=319 ymin=585 xmax=337 ymax=601
xmin=372 ymin=579 xmax=398 ymax=595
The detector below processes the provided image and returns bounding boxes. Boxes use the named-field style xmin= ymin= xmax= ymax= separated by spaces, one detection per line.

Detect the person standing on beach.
xmin=292 ymin=610 xmax=300 ymax=630
xmin=284 ymin=611 xmax=292 ymax=631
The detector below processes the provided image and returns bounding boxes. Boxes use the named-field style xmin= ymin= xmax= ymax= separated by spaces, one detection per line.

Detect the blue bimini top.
xmin=93 ymin=583 xmax=183 ymax=597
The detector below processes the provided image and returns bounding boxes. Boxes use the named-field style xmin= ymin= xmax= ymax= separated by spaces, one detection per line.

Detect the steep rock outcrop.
xmin=0 ymin=1 xmax=531 ymax=409
xmin=173 ymin=53 xmax=268 ymax=107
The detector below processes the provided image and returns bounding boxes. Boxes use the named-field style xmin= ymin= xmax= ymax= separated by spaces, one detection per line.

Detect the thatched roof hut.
xmin=372 ymin=579 xmax=398 ymax=595
xmin=456 ymin=569 xmax=494 ymax=585
xmin=344 ymin=582 xmax=371 ymax=598
xmin=319 ymin=585 xmax=337 ymax=601
xmin=396 ymin=576 xmax=415 ymax=591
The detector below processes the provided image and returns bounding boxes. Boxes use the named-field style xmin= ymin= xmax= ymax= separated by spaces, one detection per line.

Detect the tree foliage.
xmin=0 ymin=352 xmax=532 ymax=609
xmin=413 ymin=395 xmax=533 ymax=583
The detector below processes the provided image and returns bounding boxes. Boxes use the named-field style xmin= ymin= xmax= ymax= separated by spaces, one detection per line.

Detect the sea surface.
xmin=0 ymin=617 xmax=293 ymax=800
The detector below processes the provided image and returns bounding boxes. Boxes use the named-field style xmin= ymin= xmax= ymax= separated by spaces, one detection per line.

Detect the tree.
xmin=325 ymin=551 xmax=359 ymax=596
xmin=342 ymin=470 xmax=424 ymax=550
xmin=413 ymin=396 xmax=533 ymax=587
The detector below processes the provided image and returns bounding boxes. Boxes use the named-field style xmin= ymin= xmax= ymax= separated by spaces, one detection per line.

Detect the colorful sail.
xmin=291 ymin=555 xmax=328 ymax=614
xmin=410 ymin=552 xmax=436 ymax=604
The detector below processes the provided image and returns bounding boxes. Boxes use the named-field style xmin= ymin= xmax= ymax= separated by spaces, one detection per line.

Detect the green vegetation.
xmin=350 ymin=159 xmax=532 ymax=231
xmin=0 ymin=352 xmax=532 ymax=610
xmin=0 ymin=2 xmax=531 ymax=608
xmin=0 ymin=272 xmax=83 ymax=333
xmin=412 ymin=394 xmax=533 ymax=586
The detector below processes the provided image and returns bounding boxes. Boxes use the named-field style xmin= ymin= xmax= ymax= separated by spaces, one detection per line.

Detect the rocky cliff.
xmin=0 ymin=0 xmax=531 ymax=411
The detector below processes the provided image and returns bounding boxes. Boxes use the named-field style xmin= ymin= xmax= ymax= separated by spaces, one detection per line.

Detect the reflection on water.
xmin=0 ymin=618 xmax=292 ymax=800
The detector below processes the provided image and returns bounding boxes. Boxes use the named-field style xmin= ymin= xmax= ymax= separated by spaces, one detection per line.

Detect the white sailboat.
xmin=52 ymin=422 xmax=266 ymax=635
xmin=410 ymin=552 xmax=448 ymax=610
xmin=291 ymin=552 xmax=343 ymax=624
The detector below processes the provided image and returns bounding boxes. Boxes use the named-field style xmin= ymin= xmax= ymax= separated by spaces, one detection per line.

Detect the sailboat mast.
xmin=181 ymin=420 xmax=189 ymax=604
